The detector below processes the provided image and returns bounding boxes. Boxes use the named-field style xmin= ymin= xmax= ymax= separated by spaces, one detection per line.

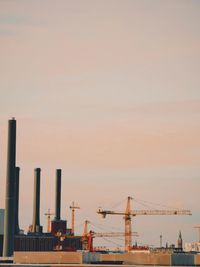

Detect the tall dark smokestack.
xmin=3 ymin=118 xmax=16 ymax=257
xmin=51 ymin=169 xmax=66 ymax=235
xmin=55 ymin=169 xmax=61 ymax=221
xmin=14 ymin=166 xmax=20 ymax=235
xmin=32 ymin=168 xmax=42 ymax=233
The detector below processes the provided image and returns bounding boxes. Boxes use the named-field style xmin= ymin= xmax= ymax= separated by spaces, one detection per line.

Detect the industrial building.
xmin=0 ymin=118 xmax=83 ymax=257
xmin=12 ymin=167 xmax=83 ymax=252
xmin=185 ymin=242 xmax=200 ymax=252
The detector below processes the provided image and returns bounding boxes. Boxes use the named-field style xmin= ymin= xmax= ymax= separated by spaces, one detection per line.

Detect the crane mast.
xmin=124 ymin=196 xmax=132 ymax=252
xmin=97 ymin=196 xmax=192 ymax=252
xmin=69 ymin=201 xmax=80 ymax=235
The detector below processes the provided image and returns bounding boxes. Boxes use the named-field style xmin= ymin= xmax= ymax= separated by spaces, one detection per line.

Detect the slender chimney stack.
xmin=14 ymin=166 xmax=20 ymax=235
xmin=32 ymin=168 xmax=42 ymax=233
xmin=3 ymin=118 xmax=16 ymax=256
xmin=55 ymin=169 xmax=61 ymax=221
xmin=51 ymin=169 xmax=67 ymax=235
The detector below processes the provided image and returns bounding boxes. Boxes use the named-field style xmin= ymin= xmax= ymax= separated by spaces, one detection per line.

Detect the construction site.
xmin=0 ymin=118 xmax=199 ymax=266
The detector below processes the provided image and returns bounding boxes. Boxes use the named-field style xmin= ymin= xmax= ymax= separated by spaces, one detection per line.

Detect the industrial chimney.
xmin=32 ymin=168 xmax=42 ymax=233
xmin=51 ymin=169 xmax=67 ymax=235
xmin=55 ymin=169 xmax=61 ymax=221
xmin=14 ymin=167 xmax=20 ymax=235
xmin=3 ymin=118 xmax=16 ymax=256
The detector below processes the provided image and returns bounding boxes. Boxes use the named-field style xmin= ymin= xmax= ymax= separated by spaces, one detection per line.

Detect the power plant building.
xmin=0 ymin=118 xmax=83 ymax=256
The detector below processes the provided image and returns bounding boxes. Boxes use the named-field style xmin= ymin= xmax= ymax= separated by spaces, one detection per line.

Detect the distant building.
xmin=177 ymin=231 xmax=183 ymax=250
xmin=185 ymin=242 xmax=200 ymax=252
xmin=0 ymin=209 xmax=4 ymax=235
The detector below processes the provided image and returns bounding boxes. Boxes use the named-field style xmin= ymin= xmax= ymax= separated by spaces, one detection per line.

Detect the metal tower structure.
xmin=69 ymin=201 xmax=80 ymax=235
xmin=97 ymin=196 xmax=192 ymax=251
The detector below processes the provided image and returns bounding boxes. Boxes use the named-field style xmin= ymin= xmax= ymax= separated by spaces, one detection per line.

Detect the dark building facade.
xmin=14 ymin=234 xmax=55 ymax=251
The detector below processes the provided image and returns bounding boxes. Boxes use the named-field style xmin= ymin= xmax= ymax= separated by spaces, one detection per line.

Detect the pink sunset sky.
xmin=0 ymin=0 xmax=200 ymax=248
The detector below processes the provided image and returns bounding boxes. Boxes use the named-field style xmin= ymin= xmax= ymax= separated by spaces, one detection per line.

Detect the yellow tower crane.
xmin=69 ymin=201 xmax=80 ymax=235
xmin=97 ymin=196 xmax=192 ymax=252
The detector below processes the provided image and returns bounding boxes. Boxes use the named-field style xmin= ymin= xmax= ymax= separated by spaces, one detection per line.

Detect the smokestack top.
xmin=56 ymin=169 xmax=62 ymax=174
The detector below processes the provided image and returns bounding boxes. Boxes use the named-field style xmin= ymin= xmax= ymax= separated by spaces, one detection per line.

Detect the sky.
xmin=0 ymin=0 xmax=200 ymax=249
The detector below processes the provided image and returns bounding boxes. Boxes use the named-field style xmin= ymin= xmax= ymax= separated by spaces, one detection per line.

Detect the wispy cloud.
xmin=0 ymin=15 xmax=32 ymax=25
xmin=0 ymin=28 xmax=15 ymax=36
